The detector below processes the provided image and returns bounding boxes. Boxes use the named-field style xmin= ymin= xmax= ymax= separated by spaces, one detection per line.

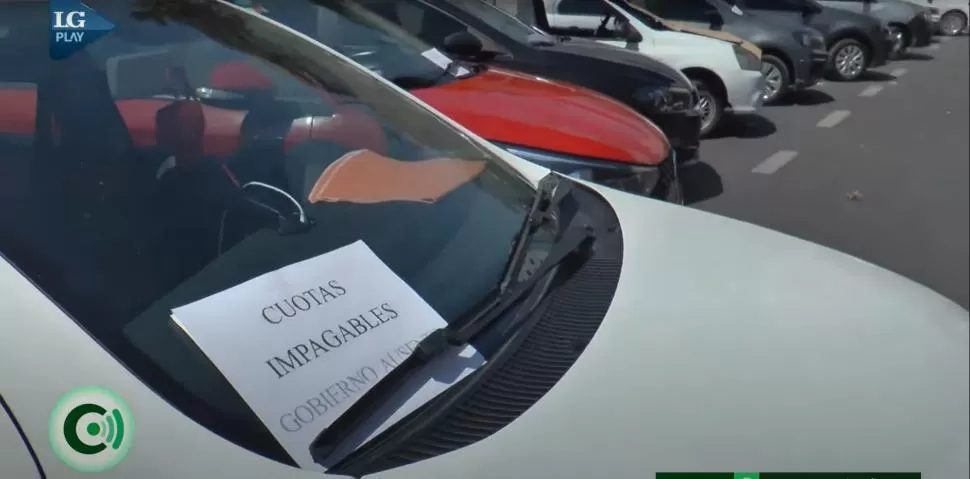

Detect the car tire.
xmin=692 ymin=79 xmax=724 ymax=138
xmin=888 ymin=25 xmax=909 ymax=58
xmin=827 ymin=38 xmax=869 ymax=81
xmin=940 ymin=11 xmax=968 ymax=36
xmin=760 ymin=54 xmax=790 ymax=104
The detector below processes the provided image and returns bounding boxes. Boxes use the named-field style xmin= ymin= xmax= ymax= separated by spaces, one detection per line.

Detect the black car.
xmin=637 ymin=0 xmax=829 ymax=104
xmin=729 ymin=0 xmax=894 ymax=81
xmin=341 ymin=0 xmax=704 ymax=166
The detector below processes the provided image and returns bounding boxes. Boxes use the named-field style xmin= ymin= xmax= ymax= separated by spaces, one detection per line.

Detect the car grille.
xmin=331 ymin=255 xmax=623 ymax=476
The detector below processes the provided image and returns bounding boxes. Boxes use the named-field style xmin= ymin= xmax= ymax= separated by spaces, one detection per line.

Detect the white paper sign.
xmin=171 ymin=240 xmax=485 ymax=470
xmin=421 ymin=48 xmax=472 ymax=77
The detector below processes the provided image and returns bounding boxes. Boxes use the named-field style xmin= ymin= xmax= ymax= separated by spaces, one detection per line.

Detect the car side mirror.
xmin=705 ymin=9 xmax=724 ymax=28
xmin=442 ymin=31 xmax=483 ymax=59
xmin=622 ymin=22 xmax=643 ymax=43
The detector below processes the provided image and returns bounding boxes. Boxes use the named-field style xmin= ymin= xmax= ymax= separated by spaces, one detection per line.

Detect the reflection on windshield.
xmin=449 ymin=0 xmax=540 ymax=43
xmin=250 ymin=0 xmax=475 ymax=88
xmin=0 ymin=0 xmax=534 ymax=467
xmin=614 ymin=0 xmax=669 ymax=29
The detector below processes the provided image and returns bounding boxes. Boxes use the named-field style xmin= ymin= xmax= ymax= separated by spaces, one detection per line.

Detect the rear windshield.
xmin=0 ymin=0 xmax=533 ymax=465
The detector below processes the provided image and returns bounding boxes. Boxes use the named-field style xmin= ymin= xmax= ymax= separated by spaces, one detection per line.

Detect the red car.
xmin=0 ymin=0 xmax=677 ymax=202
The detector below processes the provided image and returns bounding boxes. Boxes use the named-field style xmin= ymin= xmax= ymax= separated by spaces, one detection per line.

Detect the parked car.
xmin=3 ymin=3 xmax=969 ymax=479
xmin=635 ymin=0 xmax=828 ymax=103
xmin=242 ymin=0 xmax=681 ymax=202
xmin=909 ymin=0 xmax=969 ymax=35
xmin=729 ymin=0 xmax=893 ymax=81
xmin=536 ymin=0 xmax=766 ymax=136
xmin=817 ymin=0 xmax=934 ymax=55
xmin=300 ymin=0 xmax=704 ymax=167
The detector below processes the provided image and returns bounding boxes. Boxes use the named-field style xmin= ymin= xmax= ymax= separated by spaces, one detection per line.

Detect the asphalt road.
xmin=685 ymin=35 xmax=970 ymax=310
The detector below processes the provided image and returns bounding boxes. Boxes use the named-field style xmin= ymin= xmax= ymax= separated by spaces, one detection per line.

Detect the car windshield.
xmin=448 ymin=0 xmax=544 ymax=43
xmin=618 ymin=0 xmax=671 ymax=29
xmin=253 ymin=0 xmax=476 ymax=88
xmin=0 ymin=0 xmax=534 ymax=466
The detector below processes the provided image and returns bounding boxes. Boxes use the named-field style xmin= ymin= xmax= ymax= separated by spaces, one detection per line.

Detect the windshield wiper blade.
xmin=309 ymin=174 xmax=593 ymax=464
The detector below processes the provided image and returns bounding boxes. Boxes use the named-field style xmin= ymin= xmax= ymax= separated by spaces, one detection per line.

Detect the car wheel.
xmin=888 ymin=25 xmax=909 ymax=58
xmin=940 ymin=11 xmax=968 ymax=36
xmin=692 ymin=79 xmax=723 ymax=138
xmin=827 ymin=38 xmax=869 ymax=81
xmin=760 ymin=54 xmax=790 ymax=104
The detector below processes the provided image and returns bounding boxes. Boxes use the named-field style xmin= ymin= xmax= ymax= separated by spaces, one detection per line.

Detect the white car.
xmin=909 ymin=0 xmax=970 ymax=35
xmin=2 ymin=1 xmax=969 ymax=479
xmin=541 ymin=0 xmax=766 ymax=136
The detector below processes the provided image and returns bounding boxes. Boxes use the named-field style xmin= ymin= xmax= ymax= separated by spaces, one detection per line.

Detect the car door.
xmin=545 ymin=0 xmax=615 ymax=30
xmin=818 ymin=0 xmax=875 ymax=14
xmin=1 ymin=398 xmax=44 ymax=479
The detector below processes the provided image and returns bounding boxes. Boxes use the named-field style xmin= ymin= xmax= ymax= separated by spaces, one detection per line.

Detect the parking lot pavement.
xmin=688 ymin=36 xmax=970 ymax=309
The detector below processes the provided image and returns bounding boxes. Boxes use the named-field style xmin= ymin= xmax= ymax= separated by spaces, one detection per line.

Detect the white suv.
xmin=542 ymin=0 xmax=766 ymax=135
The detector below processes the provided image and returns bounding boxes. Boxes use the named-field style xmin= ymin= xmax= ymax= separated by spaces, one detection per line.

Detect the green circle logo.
xmin=49 ymin=386 xmax=134 ymax=472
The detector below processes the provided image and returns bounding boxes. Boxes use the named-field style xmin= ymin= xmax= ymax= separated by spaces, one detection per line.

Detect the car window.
xmin=556 ymin=0 xmax=608 ymax=15
xmin=0 ymin=0 xmax=534 ymax=466
xmin=249 ymin=0 xmax=476 ymax=87
xmin=639 ymin=0 xmax=714 ymax=21
xmin=348 ymin=0 xmax=508 ymax=54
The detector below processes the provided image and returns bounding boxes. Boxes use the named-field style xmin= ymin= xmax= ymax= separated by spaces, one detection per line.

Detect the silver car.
xmin=819 ymin=0 xmax=936 ymax=55
xmin=908 ymin=0 xmax=970 ymax=35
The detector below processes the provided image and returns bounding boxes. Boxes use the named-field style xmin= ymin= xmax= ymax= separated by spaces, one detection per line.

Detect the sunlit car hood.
xmin=410 ymin=67 xmax=669 ymax=165
xmin=370 ymin=155 xmax=970 ymax=479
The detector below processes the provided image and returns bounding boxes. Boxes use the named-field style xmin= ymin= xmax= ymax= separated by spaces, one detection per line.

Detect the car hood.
xmin=410 ymin=67 xmax=669 ymax=165
xmin=539 ymin=37 xmax=692 ymax=89
xmin=663 ymin=20 xmax=763 ymax=57
xmin=370 ymin=161 xmax=970 ymax=479
xmin=3 ymin=152 xmax=967 ymax=479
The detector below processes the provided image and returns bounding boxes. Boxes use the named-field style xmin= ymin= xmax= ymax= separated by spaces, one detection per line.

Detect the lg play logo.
xmin=49 ymin=386 xmax=134 ymax=472
xmin=48 ymin=0 xmax=114 ymax=60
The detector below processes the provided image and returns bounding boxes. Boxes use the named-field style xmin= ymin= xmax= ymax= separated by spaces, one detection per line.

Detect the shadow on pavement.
xmin=768 ymin=89 xmax=835 ymax=107
xmin=899 ymin=51 xmax=935 ymax=61
xmin=680 ymin=162 xmax=723 ymax=205
xmin=706 ymin=114 xmax=776 ymax=140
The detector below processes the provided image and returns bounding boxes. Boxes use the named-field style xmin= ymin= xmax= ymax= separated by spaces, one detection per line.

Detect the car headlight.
xmin=492 ymin=142 xmax=666 ymax=195
xmin=794 ymin=30 xmax=825 ymax=49
xmin=633 ymin=85 xmax=694 ymax=113
xmin=733 ymin=44 xmax=761 ymax=71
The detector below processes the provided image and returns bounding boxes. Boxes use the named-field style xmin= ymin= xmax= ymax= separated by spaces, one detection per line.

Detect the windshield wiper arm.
xmin=309 ymin=174 xmax=594 ymax=464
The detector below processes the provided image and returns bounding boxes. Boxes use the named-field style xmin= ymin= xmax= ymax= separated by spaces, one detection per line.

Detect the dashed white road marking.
xmin=752 ymin=150 xmax=798 ymax=175
xmin=889 ymin=81 xmax=899 ymax=86
xmin=890 ymin=67 xmax=908 ymax=77
xmin=859 ymin=85 xmax=884 ymax=97
xmin=817 ymin=110 xmax=851 ymax=128
xmin=927 ymin=43 xmax=941 ymax=51
xmin=816 ymin=80 xmax=826 ymax=87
